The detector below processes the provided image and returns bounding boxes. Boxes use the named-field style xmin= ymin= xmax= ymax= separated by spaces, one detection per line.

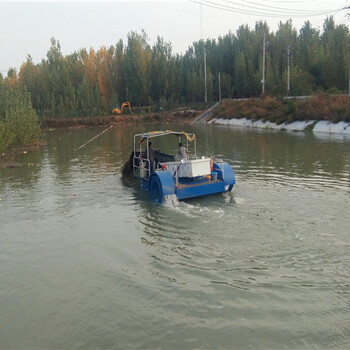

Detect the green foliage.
xmin=0 ymin=121 xmax=15 ymax=153
xmin=285 ymin=100 xmax=296 ymax=115
xmin=0 ymin=87 xmax=40 ymax=153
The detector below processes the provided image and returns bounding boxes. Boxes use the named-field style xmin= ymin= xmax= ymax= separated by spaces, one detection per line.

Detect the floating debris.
xmin=0 ymin=163 xmax=24 ymax=169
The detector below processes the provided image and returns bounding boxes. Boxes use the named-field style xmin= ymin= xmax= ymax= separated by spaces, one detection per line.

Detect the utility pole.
xmin=287 ymin=45 xmax=290 ymax=95
xmin=200 ymin=0 xmax=207 ymax=104
xmin=200 ymin=0 xmax=203 ymax=39
xmin=204 ymin=48 xmax=207 ymax=104
xmin=262 ymin=32 xmax=266 ymax=95
xmin=348 ymin=39 xmax=350 ymax=97
xmin=218 ymin=72 xmax=221 ymax=101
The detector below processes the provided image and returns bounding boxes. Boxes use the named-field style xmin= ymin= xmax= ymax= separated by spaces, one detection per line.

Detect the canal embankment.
xmin=207 ymin=95 xmax=350 ymax=134
xmin=209 ymin=118 xmax=350 ymax=134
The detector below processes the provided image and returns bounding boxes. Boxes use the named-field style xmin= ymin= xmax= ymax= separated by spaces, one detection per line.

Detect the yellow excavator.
xmin=112 ymin=102 xmax=133 ymax=114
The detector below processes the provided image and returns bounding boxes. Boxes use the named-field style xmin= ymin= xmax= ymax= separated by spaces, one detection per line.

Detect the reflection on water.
xmin=1 ymin=124 xmax=350 ymax=349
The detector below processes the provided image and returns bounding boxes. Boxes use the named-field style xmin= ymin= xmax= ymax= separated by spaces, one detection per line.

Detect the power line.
xmin=190 ymin=0 xmax=344 ymax=18
xmin=203 ymin=0 xmax=342 ymax=17
xmin=222 ymin=0 xmax=330 ymax=15
xmin=338 ymin=14 xmax=350 ymax=24
xmin=257 ymin=0 xmax=327 ymax=3
xmin=311 ymin=7 xmax=347 ymax=26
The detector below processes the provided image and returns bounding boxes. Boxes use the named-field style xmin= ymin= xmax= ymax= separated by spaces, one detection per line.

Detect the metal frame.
xmin=133 ymin=131 xmax=197 ymax=179
xmin=134 ymin=131 xmax=196 ymax=157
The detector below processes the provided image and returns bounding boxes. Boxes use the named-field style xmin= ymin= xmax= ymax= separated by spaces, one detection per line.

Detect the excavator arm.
xmin=112 ymin=102 xmax=133 ymax=114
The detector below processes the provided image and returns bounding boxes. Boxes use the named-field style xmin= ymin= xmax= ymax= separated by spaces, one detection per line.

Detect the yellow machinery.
xmin=112 ymin=102 xmax=133 ymax=114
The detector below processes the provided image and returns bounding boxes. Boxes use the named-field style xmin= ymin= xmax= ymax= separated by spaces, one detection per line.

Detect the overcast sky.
xmin=0 ymin=0 xmax=348 ymax=74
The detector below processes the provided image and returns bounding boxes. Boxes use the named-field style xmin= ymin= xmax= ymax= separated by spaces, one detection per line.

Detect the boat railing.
xmin=133 ymin=155 xmax=151 ymax=179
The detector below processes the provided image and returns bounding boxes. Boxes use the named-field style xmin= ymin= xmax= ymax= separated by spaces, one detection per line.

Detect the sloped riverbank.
xmin=210 ymin=117 xmax=350 ymax=134
xmin=209 ymin=95 xmax=350 ymax=134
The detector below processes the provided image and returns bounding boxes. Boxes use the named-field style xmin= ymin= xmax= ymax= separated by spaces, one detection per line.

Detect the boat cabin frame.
xmin=133 ymin=130 xmax=197 ymax=179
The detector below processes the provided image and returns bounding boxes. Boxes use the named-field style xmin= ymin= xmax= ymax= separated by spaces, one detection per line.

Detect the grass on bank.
xmin=213 ymin=94 xmax=350 ymax=124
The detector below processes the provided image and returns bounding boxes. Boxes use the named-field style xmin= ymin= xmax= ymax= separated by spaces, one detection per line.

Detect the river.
xmin=0 ymin=123 xmax=349 ymax=349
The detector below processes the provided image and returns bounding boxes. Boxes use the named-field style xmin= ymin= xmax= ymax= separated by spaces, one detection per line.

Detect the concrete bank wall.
xmin=209 ymin=118 xmax=350 ymax=134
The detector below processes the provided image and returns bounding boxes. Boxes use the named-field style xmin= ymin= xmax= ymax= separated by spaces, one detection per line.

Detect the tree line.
xmin=0 ymin=17 xmax=349 ymax=120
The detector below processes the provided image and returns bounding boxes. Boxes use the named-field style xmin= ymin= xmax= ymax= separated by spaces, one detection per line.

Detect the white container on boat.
xmin=167 ymin=158 xmax=211 ymax=177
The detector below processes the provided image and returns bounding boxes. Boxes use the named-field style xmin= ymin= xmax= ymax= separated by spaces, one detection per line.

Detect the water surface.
xmin=1 ymin=124 xmax=349 ymax=349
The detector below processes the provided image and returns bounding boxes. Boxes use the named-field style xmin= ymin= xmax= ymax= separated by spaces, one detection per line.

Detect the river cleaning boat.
xmin=126 ymin=130 xmax=235 ymax=203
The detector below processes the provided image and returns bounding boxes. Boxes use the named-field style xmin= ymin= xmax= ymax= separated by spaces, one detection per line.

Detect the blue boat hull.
xmin=147 ymin=162 xmax=235 ymax=203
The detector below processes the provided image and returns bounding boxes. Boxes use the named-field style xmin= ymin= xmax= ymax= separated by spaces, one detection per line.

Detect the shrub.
xmin=285 ymin=100 xmax=296 ymax=115
xmin=0 ymin=121 xmax=15 ymax=153
xmin=0 ymin=88 xmax=41 ymax=152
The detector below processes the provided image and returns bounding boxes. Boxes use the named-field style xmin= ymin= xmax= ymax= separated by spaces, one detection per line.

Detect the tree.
xmin=165 ymin=54 xmax=184 ymax=105
xmin=234 ymin=51 xmax=248 ymax=97
xmin=6 ymin=68 xmax=17 ymax=89
xmin=321 ymin=17 xmax=350 ymax=91
xmin=0 ymin=87 xmax=40 ymax=152
xmin=124 ymin=30 xmax=151 ymax=106
xmin=150 ymin=36 xmax=172 ymax=103
xmin=110 ymin=39 xmax=126 ymax=107
xmin=297 ymin=21 xmax=321 ymax=87
xmin=96 ymin=46 xmax=114 ymax=112
xmin=220 ymin=72 xmax=232 ymax=99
